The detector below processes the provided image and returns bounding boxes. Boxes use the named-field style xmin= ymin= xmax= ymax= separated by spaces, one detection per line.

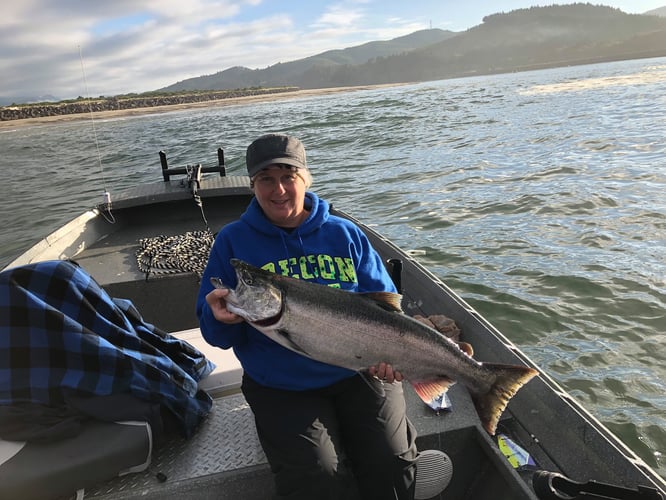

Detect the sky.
xmin=1 ymin=1 xmax=664 ymax=101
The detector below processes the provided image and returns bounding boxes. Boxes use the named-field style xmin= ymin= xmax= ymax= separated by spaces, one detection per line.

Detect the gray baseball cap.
xmin=246 ymin=133 xmax=307 ymax=177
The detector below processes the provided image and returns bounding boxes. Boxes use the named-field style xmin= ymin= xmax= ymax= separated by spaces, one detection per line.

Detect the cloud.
xmin=0 ymin=0 xmax=442 ymax=100
xmin=0 ymin=1 xmax=310 ymax=98
xmin=313 ymin=3 xmax=366 ymax=29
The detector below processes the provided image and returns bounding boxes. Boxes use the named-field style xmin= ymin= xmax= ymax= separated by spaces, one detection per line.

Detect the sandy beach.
xmin=0 ymin=84 xmax=407 ymax=130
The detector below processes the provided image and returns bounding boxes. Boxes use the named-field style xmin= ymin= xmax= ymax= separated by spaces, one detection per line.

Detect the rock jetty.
xmin=0 ymin=87 xmax=299 ymax=121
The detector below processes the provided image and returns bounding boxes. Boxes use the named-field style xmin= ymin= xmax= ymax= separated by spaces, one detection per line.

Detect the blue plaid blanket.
xmin=0 ymin=260 xmax=214 ymax=437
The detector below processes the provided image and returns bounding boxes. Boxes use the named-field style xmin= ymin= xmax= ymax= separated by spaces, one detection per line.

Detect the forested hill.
xmin=162 ymin=3 xmax=666 ymax=92
xmin=161 ymin=29 xmax=456 ymax=91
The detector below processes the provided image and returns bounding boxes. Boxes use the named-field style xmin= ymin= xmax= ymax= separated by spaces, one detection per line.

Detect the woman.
xmin=197 ymin=133 xmax=418 ymax=499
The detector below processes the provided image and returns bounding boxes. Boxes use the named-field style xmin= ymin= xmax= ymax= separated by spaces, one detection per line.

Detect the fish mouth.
xmin=220 ymin=289 xmax=244 ymax=315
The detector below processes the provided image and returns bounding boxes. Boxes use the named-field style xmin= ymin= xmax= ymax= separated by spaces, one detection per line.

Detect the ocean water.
xmin=1 ymin=57 xmax=665 ymax=478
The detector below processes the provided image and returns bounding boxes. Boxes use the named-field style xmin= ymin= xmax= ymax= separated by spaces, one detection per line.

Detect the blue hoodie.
xmin=196 ymin=191 xmax=397 ymax=391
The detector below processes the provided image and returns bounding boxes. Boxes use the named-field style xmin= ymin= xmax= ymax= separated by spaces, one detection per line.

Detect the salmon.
xmin=212 ymin=258 xmax=538 ymax=435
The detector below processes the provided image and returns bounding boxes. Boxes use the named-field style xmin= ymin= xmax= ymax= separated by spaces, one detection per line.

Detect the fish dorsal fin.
xmin=360 ymin=292 xmax=403 ymax=313
xmin=457 ymin=341 xmax=474 ymax=357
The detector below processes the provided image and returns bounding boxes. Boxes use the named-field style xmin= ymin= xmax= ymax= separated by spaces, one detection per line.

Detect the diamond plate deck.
xmin=87 ymin=393 xmax=267 ymax=499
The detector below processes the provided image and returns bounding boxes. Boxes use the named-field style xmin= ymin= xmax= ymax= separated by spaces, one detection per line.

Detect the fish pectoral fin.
xmin=276 ymin=329 xmax=312 ymax=357
xmin=410 ymin=377 xmax=455 ymax=406
xmin=359 ymin=291 xmax=403 ymax=312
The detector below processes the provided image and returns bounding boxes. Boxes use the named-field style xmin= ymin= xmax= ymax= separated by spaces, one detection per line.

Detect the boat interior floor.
xmin=83 ymin=330 xmax=541 ymax=500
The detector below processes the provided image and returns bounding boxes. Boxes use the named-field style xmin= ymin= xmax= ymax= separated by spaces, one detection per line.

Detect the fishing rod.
xmin=79 ymin=45 xmax=114 ymax=223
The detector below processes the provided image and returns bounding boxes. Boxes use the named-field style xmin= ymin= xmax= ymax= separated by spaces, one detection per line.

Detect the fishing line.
xmin=79 ymin=45 xmax=115 ymax=223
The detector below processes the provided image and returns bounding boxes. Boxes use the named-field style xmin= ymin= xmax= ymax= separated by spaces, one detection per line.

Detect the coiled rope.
xmin=136 ymin=230 xmax=214 ymax=278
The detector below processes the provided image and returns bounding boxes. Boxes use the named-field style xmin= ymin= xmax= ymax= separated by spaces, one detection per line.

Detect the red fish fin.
xmin=360 ymin=292 xmax=403 ymax=312
xmin=410 ymin=378 xmax=455 ymax=406
xmin=471 ymin=363 xmax=539 ymax=435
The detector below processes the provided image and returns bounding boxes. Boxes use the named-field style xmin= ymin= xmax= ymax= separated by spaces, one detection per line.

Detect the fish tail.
xmin=472 ymin=363 xmax=539 ymax=435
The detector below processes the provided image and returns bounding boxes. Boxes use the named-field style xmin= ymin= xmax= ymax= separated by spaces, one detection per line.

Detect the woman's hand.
xmin=205 ymin=288 xmax=244 ymax=324
xmin=368 ymin=361 xmax=404 ymax=383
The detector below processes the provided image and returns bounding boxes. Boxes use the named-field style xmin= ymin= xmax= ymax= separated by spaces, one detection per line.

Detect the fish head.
xmin=225 ymin=259 xmax=283 ymax=323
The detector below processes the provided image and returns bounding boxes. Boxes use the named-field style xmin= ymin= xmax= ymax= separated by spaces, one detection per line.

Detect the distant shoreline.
xmin=0 ymin=84 xmax=407 ymax=130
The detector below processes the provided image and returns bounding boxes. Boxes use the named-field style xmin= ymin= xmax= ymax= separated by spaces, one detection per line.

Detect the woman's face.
xmin=252 ymin=165 xmax=308 ymax=227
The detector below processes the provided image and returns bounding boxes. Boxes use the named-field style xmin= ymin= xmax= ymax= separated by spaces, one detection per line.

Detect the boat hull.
xmin=2 ymin=173 xmax=664 ymax=499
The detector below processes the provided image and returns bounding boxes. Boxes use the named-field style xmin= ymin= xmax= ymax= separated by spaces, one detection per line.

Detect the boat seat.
xmin=0 ymin=420 xmax=152 ymax=500
xmin=170 ymin=328 xmax=244 ymax=395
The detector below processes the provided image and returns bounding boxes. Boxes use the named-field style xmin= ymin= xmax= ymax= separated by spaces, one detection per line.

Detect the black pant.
xmin=242 ymin=373 xmax=418 ymax=500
